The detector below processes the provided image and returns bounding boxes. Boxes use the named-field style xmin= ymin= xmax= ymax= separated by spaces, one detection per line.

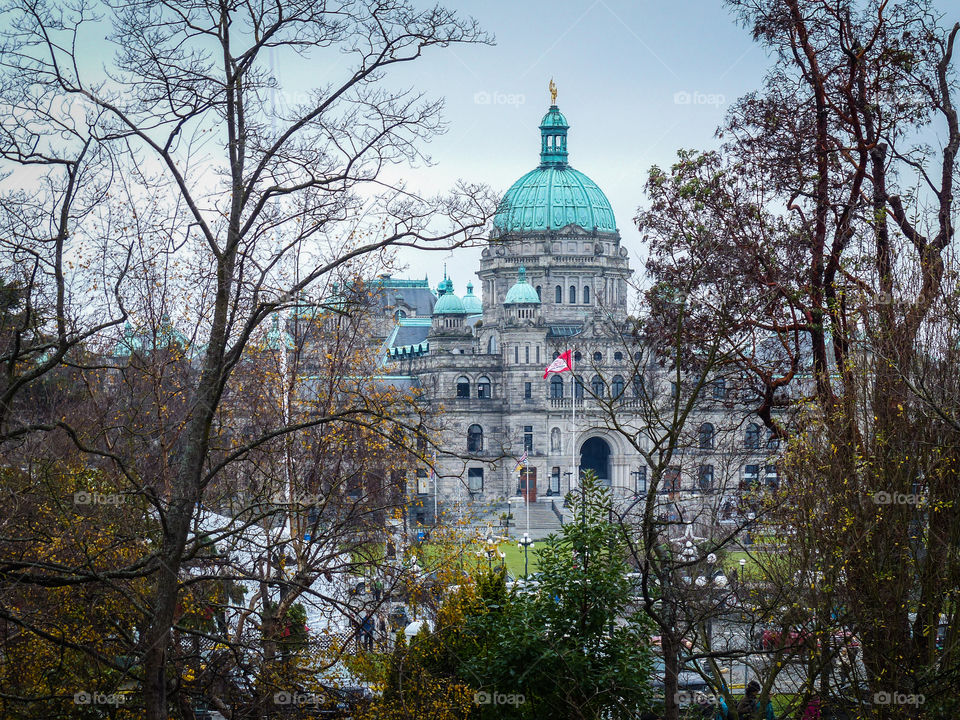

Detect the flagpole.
xmin=570 ymin=354 xmax=577 ymax=495
xmin=526 ymin=472 xmax=530 ymax=534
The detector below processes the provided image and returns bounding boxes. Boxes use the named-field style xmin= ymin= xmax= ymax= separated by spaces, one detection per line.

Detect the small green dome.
xmin=493 ymin=103 xmax=616 ymax=234
xmin=540 ymin=105 xmax=569 ymax=129
xmin=265 ymin=313 xmax=294 ymax=350
xmin=462 ymin=282 xmax=482 ymax=314
xmin=433 ymin=277 xmax=466 ymax=315
xmin=504 ymin=266 xmax=541 ymax=305
xmin=113 ymin=321 xmax=143 ymax=358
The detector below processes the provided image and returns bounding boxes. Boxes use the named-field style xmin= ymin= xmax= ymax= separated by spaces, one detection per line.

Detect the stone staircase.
xmin=508 ymin=500 xmax=565 ymax=540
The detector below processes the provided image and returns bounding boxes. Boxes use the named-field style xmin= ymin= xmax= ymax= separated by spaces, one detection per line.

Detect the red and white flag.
xmin=513 ymin=451 xmax=528 ymax=473
xmin=543 ymin=349 xmax=573 ymax=379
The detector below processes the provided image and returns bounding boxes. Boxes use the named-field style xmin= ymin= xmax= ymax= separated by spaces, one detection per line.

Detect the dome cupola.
xmin=433 ymin=276 xmax=466 ymax=315
xmin=539 ymin=104 xmax=569 ymax=166
xmin=493 ymin=82 xmax=617 ymax=235
xmin=462 ymin=281 xmax=482 ymax=314
xmin=504 ymin=266 xmax=541 ymax=305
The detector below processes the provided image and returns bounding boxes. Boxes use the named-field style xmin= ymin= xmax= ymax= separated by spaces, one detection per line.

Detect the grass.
xmin=416 ymin=537 xmax=541 ymax=578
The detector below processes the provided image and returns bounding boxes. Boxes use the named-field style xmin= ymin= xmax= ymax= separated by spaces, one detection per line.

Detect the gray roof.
xmin=373 ymin=375 xmax=421 ymax=392
xmin=380 ymin=287 xmax=436 ymax=317
xmin=392 ymin=323 xmax=431 ymax=348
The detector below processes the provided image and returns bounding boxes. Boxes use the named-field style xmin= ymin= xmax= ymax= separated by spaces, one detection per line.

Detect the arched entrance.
xmin=579 ymin=437 xmax=611 ymax=486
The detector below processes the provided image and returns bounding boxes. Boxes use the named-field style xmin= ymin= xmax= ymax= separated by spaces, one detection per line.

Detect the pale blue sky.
xmin=369 ymin=0 xmax=770 ymax=295
xmin=61 ymin=0 xmax=960 ymax=299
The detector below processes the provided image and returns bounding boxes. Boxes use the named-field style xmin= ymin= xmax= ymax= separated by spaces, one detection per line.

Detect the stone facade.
xmin=379 ymin=101 xmax=778 ymax=526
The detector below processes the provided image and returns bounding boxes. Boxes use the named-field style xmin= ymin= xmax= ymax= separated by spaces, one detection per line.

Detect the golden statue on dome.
xmin=549 ymin=78 xmax=557 ymax=104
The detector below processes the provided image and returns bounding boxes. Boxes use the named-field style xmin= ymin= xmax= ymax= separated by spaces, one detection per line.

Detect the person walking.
xmin=736 ymin=680 xmax=774 ymax=720
xmin=801 ymin=694 xmax=822 ymax=720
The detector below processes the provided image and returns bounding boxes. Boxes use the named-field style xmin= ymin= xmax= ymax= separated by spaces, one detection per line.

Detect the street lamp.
xmin=477 ymin=533 xmax=504 ymax=572
xmin=517 ymin=533 xmax=535 ymax=579
xmin=739 ymin=557 xmax=749 ymax=688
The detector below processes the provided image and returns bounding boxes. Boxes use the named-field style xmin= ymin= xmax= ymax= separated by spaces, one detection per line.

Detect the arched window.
xmin=612 ymin=375 xmax=625 ymax=398
xmin=699 ymin=422 xmax=715 ymax=450
xmin=550 ymin=427 xmax=562 ymax=453
xmin=767 ymin=430 xmax=780 ymax=450
xmin=396 ymin=309 xmax=406 ymax=320
xmin=555 ymin=285 xmax=562 ymax=303
xmin=574 ymin=351 xmax=582 ymax=363
xmin=487 ymin=334 xmax=498 ymax=353
xmin=456 ymin=376 xmax=470 ymax=398
xmin=550 ymin=375 xmax=564 ymax=399
xmin=477 ymin=376 xmax=491 ymax=399
xmin=632 ymin=374 xmax=643 ymax=398
xmin=583 ymin=285 xmax=591 ymax=304
xmin=569 ymin=285 xmax=577 ymax=304
xmin=591 ymin=374 xmax=606 ymax=396
xmin=614 ymin=351 xmax=623 ymax=362
xmin=467 ymin=424 xmax=483 ymax=452
xmin=593 ymin=351 xmax=603 ymax=363
xmin=536 ymin=285 xmax=542 ymax=301
xmin=745 ymin=423 xmax=761 ymax=449
xmin=574 ymin=374 xmax=584 ymax=398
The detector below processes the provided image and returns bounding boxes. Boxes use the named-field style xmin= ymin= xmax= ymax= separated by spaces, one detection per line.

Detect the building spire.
xmin=539 ymin=90 xmax=569 ymax=167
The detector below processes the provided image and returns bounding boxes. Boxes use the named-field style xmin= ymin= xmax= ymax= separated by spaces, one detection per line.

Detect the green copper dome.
xmin=433 ymin=277 xmax=466 ymax=315
xmin=504 ymin=266 xmax=541 ymax=305
xmin=113 ymin=321 xmax=143 ymax=358
xmin=462 ymin=282 xmax=482 ymax=314
xmin=493 ymin=103 xmax=617 ymax=234
xmin=265 ymin=313 xmax=294 ymax=351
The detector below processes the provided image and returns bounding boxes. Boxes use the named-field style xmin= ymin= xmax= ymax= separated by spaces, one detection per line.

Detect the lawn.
xmin=416 ymin=537 xmax=541 ymax=578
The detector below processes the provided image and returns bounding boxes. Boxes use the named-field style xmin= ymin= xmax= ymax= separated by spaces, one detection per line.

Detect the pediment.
xmin=557 ymin=223 xmax=588 ymax=236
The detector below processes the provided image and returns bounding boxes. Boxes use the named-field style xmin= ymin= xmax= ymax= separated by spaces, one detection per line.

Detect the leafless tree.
xmin=0 ymin=1 xmax=494 ymax=717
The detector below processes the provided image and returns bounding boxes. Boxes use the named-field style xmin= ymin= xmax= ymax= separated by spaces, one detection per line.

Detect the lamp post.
xmin=518 ymin=533 xmax=535 ymax=579
xmin=477 ymin=533 xmax=505 ymax=572
xmin=739 ymin=557 xmax=748 ymax=687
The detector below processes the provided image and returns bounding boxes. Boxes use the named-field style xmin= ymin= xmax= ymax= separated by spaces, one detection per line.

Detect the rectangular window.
xmin=524 ymin=382 xmax=532 ymax=399
xmin=635 ymin=466 xmax=647 ymax=494
xmin=664 ymin=466 xmax=681 ymax=493
xmin=468 ymin=468 xmax=484 ymax=493
xmin=416 ymin=469 xmax=429 ymax=495
xmin=743 ymin=464 xmax=760 ymax=490
xmin=551 ymin=466 xmax=561 ymax=494
xmin=525 ymin=346 xmax=530 ymax=364
xmin=536 ymin=346 xmax=541 ymax=364
xmin=524 ymin=425 xmax=534 ymax=452
xmin=698 ymin=464 xmax=715 ymax=492
xmin=514 ymin=346 xmax=519 ymax=364
xmin=765 ymin=464 xmax=779 ymax=489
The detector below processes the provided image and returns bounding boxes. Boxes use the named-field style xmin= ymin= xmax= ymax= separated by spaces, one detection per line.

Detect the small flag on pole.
xmin=543 ymin=349 xmax=573 ymax=378
xmin=513 ymin=451 xmax=528 ymax=473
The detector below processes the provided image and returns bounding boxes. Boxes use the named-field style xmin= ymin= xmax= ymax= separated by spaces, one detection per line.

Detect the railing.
xmin=548 ymin=397 xmax=644 ymax=410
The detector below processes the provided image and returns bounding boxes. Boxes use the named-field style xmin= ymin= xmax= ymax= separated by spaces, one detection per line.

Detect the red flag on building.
xmin=543 ymin=349 xmax=573 ymax=379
